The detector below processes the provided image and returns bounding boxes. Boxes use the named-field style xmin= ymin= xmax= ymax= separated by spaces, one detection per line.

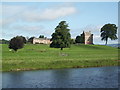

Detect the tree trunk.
xmin=61 ymin=47 xmax=63 ymax=50
xmin=105 ymin=38 xmax=108 ymax=45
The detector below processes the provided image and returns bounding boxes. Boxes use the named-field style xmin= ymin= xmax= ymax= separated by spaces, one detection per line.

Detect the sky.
xmin=0 ymin=2 xmax=118 ymax=44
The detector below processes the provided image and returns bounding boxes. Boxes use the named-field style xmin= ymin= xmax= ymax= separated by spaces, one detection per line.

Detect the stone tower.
xmin=80 ymin=31 xmax=93 ymax=44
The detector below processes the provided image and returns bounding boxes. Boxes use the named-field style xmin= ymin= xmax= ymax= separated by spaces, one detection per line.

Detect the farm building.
xmin=33 ymin=38 xmax=51 ymax=44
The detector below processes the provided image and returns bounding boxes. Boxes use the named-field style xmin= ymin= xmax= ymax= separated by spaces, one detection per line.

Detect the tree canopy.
xmin=9 ymin=36 xmax=24 ymax=51
xmin=28 ymin=37 xmax=35 ymax=44
xmin=100 ymin=23 xmax=117 ymax=45
xmin=20 ymin=36 xmax=27 ymax=44
xmin=75 ymin=36 xmax=81 ymax=43
xmin=39 ymin=35 xmax=44 ymax=38
xmin=50 ymin=21 xmax=71 ymax=50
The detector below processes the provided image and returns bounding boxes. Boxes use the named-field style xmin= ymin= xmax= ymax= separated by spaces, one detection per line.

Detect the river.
xmin=2 ymin=66 xmax=119 ymax=88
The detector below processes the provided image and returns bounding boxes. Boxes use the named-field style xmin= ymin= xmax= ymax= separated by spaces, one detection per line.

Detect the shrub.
xmin=9 ymin=36 xmax=24 ymax=51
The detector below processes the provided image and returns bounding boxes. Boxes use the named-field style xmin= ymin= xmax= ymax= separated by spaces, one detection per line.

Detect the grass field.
xmin=2 ymin=44 xmax=119 ymax=72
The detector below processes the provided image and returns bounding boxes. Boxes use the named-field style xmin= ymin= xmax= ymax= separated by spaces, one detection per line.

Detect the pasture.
xmin=2 ymin=44 xmax=118 ymax=71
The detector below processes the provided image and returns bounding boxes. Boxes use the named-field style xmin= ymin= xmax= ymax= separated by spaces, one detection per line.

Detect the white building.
xmin=33 ymin=38 xmax=51 ymax=44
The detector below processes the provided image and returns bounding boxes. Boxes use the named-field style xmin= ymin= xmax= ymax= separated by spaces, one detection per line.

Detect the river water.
xmin=2 ymin=66 xmax=119 ymax=88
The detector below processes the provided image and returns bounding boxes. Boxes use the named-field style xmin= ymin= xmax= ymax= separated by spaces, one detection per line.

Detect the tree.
xmin=0 ymin=39 xmax=9 ymax=44
xmin=28 ymin=37 xmax=35 ymax=44
xmin=50 ymin=21 xmax=71 ymax=50
xmin=75 ymin=36 xmax=81 ymax=43
xmin=70 ymin=39 xmax=75 ymax=44
xmin=9 ymin=36 xmax=24 ymax=51
xmin=100 ymin=23 xmax=117 ymax=45
xmin=20 ymin=36 xmax=27 ymax=44
xmin=39 ymin=35 xmax=44 ymax=38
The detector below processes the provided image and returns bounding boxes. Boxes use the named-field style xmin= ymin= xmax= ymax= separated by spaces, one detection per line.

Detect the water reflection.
xmin=2 ymin=66 xmax=119 ymax=88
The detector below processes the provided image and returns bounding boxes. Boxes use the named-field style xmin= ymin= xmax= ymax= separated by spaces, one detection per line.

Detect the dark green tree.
xmin=70 ymin=39 xmax=75 ymax=44
xmin=28 ymin=37 xmax=35 ymax=44
xmin=75 ymin=36 xmax=81 ymax=43
xmin=20 ymin=36 xmax=27 ymax=44
xmin=39 ymin=35 xmax=44 ymax=38
xmin=9 ymin=36 xmax=24 ymax=51
xmin=100 ymin=23 xmax=117 ymax=45
xmin=50 ymin=21 xmax=71 ymax=50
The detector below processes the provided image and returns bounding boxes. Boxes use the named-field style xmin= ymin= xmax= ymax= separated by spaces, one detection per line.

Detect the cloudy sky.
xmin=0 ymin=2 xmax=118 ymax=44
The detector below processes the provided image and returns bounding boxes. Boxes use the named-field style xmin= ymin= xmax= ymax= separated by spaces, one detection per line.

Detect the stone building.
xmin=33 ymin=38 xmax=51 ymax=44
xmin=80 ymin=31 xmax=93 ymax=44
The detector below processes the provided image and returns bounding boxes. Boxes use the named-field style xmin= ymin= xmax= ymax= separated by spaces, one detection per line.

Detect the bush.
xmin=9 ymin=36 xmax=24 ymax=51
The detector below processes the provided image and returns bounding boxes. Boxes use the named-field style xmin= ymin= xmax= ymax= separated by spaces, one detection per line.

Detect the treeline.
xmin=0 ymin=36 xmax=27 ymax=44
xmin=0 ymin=39 xmax=9 ymax=44
xmin=1 ymin=35 xmax=46 ymax=45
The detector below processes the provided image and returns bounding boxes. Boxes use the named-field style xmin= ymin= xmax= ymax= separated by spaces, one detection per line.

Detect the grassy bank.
xmin=2 ymin=44 xmax=119 ymax=72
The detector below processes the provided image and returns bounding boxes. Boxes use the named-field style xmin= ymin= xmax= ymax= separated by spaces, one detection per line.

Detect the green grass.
xmin=2 ymin=44 xmax=119 ymax=72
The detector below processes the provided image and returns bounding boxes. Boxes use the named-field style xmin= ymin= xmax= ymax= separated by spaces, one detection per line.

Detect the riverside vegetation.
xmin=2 ymin=44 xmax=119 ymax=72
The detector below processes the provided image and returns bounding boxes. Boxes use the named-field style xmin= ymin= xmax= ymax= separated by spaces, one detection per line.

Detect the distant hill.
xmin=107 ymin=44 xmax=120 ymax=48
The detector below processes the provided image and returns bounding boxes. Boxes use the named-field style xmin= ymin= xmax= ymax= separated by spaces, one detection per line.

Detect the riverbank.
xmin=2 ymin=44 xmax=119 ymax=72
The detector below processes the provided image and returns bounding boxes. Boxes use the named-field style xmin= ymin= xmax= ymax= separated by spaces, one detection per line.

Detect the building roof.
xmin=33 ymin=38 xmax=50 ymax=40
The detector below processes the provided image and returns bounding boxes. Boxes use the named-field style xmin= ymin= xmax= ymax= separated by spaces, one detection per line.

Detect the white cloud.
xmin=22 ymin=6 xmax=77 ymax=22
xmin=1 ymin=4 xmax=27 ymax=27
xmin=0 ymin=32 xmax=17 ymax=40
xmin=2 ymin=4 xmax=77 ymax=24
xmin=2 ymin=5 xmax=26 ymax=17
xmin=3 ymin=24 xmax=52 ymax=38
xmin=1 ymin=3 xmax=77 ymax=39
xmin=13 ymin=25 xmax=44 ymax=31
